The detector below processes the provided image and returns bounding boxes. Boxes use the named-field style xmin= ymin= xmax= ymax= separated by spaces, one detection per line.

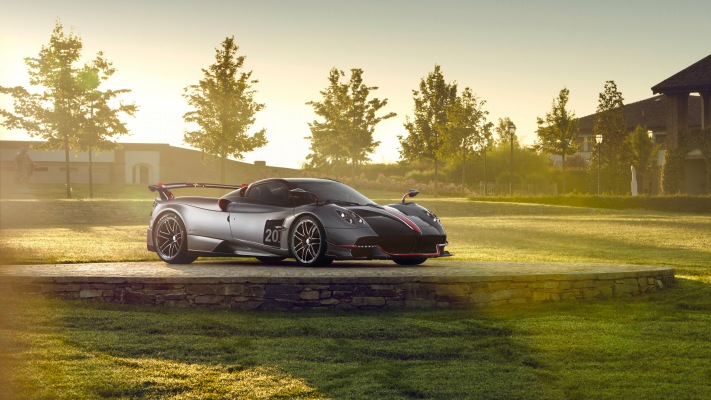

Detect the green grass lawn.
xmin=0 ymin=183 xmax=436 ymax=202
xmin=2 ymin=200 xmax=710 ymax=279
xmin=2 ymin=199 xmax=711 ymax=398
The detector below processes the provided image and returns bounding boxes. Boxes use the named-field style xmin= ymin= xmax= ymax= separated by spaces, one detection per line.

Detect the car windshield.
xmin=294 ymin=181 xmax=372 ymax=206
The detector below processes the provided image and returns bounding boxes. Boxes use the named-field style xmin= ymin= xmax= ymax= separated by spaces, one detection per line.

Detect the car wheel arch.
xmin=288 ymin=213 xmax=332 ymax=266
xmin=153 ymin=210 xmax=197 ymax=264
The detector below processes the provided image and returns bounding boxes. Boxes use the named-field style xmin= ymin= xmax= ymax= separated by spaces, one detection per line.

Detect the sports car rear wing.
xmin=148 ymin=183 xmax=246 ymax=201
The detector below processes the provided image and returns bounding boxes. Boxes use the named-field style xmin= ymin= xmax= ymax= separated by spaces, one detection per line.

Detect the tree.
xmin=493 ymin=117 xmax=519 ymax=192
xmin=1 ymin=22 xmax=134 ymax=199
xmin=439 ymin=87 xmax=490 ymax=190
xmin=535 ymin=87 xmax=579 ymax=193
xmin=1 ymin=22 xmax=84 ymax=198
xmin=592 ymin=80 xmax=628 ymax=193
xmin=306 ymin=68 xmax=395 ymax=174
xmin=183 ymin=36 xmax=267 ymax=184
xmin=75 ymin=54 xmax=137 ymax=197
xmin=627 ymin=125 xmax=660 ymax=193
xmin=494 ymin=117 xmax=517 ymax=146
xmin=399 ymin=65 xmax=457 ymax=193
xmin=479 ymin=121 xmax=494 ymax=194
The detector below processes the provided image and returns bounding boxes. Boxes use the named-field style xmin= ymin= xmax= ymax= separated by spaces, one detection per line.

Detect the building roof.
xmin=652 ymin=54 xmax=711 ymax=94
xmin=577 ymin=95 xmax=702 ymax=134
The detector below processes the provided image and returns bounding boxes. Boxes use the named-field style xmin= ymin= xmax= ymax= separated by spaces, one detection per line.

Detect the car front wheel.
xmin=154 ymin=212 xmax=197 ymax=264
xmin=290 ymin=216 xmax=332 ymax=266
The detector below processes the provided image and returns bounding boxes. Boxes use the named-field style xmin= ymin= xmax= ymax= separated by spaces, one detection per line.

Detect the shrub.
xmin=495 ymin=172 xmax=522 ymax=185
xmin=468 ymin=194 xmax=711 ymax=213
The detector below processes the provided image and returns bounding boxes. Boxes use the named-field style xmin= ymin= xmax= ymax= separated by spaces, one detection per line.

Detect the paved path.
xmin=0 ymin=260 xmax=673 ymax=280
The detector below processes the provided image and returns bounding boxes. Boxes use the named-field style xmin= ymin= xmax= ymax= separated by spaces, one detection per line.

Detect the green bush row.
xmin=469 ymin=195 xmax=711 ymax=213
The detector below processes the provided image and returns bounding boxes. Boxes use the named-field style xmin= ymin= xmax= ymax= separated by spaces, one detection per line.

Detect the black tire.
xmin=154 ymin=212 xmax=197 ymax=264
xmin=393 ymin=257 xmax=427 ymax=266
xmin=256 ymin=256 xmax=286 ymax=264
xmin=289 ymin=216 xmax=332 ymax=266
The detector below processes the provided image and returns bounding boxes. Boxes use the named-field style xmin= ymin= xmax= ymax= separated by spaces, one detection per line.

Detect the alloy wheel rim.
xmin=156 ymin=216 xmax=182 ymax=259
xmin=293 ymin=219 xmax=321 ymax=263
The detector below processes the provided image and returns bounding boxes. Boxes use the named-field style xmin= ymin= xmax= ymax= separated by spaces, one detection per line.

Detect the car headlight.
xmin=425 ymin=210 xmax=440 ymax=224
xmin=336 ymin=210 xmax=363 ymax=225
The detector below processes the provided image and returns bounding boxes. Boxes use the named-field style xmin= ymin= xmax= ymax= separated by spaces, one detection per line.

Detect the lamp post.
xmin=647 ymin=130 xmax=654 ymax=194
xmin=483 ymin=136 xmax=489 ymax=196
xmin=508 ymin=122 xmax=516 ymax=196
xmin=595 ymin=134 xmax=603 ymax=195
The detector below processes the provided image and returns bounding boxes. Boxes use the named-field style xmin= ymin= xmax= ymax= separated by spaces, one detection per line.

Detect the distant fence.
xmin=478 ymin=182 xmax=558 ymax=196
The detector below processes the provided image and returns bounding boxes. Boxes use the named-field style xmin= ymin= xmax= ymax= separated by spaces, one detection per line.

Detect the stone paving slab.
xmin=0 ymin=260 xmax=673 ymax=280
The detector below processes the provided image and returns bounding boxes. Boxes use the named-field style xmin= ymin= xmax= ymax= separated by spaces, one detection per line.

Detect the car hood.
xmin=344 ymin=203 xmax=444 ymax=236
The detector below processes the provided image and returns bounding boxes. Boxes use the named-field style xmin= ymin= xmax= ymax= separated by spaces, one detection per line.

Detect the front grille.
xmin=354 ymin=235 xmax=446 ymax=255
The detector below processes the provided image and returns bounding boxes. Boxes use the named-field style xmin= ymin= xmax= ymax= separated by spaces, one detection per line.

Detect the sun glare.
xmin=0 ymin=43 xmax=32 ymax=87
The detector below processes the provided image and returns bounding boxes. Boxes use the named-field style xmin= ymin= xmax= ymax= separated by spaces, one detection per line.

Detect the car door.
xmin=228 ymin=181 xmax=293 ymax=251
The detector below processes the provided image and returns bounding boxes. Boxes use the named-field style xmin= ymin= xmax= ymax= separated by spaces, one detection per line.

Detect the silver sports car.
xmin=146 ymin=178 xmax=450 ymax=266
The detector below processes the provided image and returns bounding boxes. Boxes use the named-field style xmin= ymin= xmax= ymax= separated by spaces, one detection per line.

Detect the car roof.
xmin=250 ymin=178 xmax=340 ymax=187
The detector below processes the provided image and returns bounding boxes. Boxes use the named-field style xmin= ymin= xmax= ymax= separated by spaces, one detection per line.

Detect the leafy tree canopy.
xmin=183 ymin=36 xmax=267 ymax=183
xmin=592 ymin=80 xmax=629 ymax=193
xmin=439 ymin=87 xmax=491 ymax=188
xmin=399 ymin=65 xmax=457 ymax=165
xmin=627 ymin=125 xmax=660 ymax=176
xmin=494 ymin=117 xmax=518 ymax=146
xmin=535 ymin=88 xmax=579 ymax=158
xmin=1 ymin=21 xmax=135 ymax=198
xmin=305 ymin=68 xmax=395 ymax=171
xmin=535 ymin=87 xmax=579 ymax=193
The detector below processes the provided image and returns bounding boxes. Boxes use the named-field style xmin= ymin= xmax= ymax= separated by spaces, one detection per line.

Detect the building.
xmin=572 ymin=95 xmax=702 ymax=194
xmin=576 ymin=95 xmax=702 ymax=154
xmin=564 ymin=54 xmax=710 ymax=195
xmin=651 ymin=54 xmax=711 ymax=195
xmin=0 ymin=140 xmax=299 ymax=187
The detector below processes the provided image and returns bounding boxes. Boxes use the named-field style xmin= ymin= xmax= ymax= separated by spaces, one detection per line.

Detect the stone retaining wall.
xmin=2 ymin=269 xmax=675 ymax=310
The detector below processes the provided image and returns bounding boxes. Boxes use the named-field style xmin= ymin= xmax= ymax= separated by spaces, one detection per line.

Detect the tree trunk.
xmin=561 ymin=152 xmax=566 ymax=194
xmin=220 ymin=154 xmax=226 ymax=185
xmin=434 ymin=157 xmax=439 ymax=196
xmin=88 ymin=147 xmax=94 ymax=198
xmin=88 ymin=105 xmax=94 ymax=199
xmin=461 ymin=148 xmax=466 ymax=196
xmin=483 ymin=148 xmax=487 ymax=196
xmin=64 ymin=133 xmax=72 ymax=199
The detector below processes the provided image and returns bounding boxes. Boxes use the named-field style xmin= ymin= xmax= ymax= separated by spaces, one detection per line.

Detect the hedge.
xmin=468 ymin=195 xmax=711 ymax=213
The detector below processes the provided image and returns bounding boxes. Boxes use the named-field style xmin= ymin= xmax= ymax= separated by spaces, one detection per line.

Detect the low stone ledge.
xmin=0 ymin=265 xmax=675 ymax=310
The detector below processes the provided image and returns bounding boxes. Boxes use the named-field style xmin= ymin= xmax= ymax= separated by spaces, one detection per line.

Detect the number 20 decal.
xmin=264 ymin=228 xmax=280 ymax=244
xmin=263 ymin=219 xmax=285 ymax=247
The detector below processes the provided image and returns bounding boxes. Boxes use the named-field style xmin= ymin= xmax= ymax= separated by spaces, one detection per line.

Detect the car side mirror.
xmin=402 ymin=189 xmax=419 ymax=204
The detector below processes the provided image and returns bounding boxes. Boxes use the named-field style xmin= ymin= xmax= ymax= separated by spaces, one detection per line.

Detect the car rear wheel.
xmin=154 ymin=212 xmax=197 ymax=264
xmin=393 ymin=257 xmax=427 ymax=266
xmin=290 ymin=216 xmax=332 ymax=266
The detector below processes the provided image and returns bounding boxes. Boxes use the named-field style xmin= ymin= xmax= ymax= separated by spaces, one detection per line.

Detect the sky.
xmin=2 ymin=0 xmax=710 ymax=169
